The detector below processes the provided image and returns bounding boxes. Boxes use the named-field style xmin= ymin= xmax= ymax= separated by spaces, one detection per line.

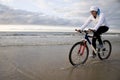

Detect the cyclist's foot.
xmin=92 ymin=52 xmax=96 ymax=58
xmin=98 ymin=44 xmax=103 ymax=49
xmin=98 ymin=44 xmax=106 ymax=53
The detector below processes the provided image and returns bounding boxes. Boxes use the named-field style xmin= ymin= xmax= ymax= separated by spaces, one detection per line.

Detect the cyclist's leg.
xmin=97 ymin=35 xmax=103 ymax=46
xmin=92 ymin=33 xmax=97 ymax=57
xmin=92 ymin=36 xmax=97 ymax=49
xmin=96 ymin=26 xmax=109 ymax=46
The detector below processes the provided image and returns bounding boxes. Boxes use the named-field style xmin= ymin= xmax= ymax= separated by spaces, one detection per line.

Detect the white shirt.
xmin=80 ymin=13 xmax=109 ymax=31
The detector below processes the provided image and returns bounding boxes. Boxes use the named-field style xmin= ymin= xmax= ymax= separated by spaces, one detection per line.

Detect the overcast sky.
xmin=0 ymin=0 xmax=118 ymax=17
xmin=0 ymin=0 xmax=120 ymax=29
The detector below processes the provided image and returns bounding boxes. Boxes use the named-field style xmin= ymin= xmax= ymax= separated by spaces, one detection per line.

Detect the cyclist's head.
xmin=90 ymin=6 xmax=100 ymax=17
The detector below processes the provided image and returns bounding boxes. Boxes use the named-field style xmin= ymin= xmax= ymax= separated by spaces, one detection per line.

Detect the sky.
xmin=0 ymin=0 xmax=119 ymax=18
xmin=0 ymin=0 xmax=120 ymax=30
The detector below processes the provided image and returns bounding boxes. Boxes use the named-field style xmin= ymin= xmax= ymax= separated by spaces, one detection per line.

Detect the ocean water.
xmin=0 ymin=32 xmax=81 ymax=46
xmin=0 ymin=31 xmax=119 ymax=46
xmin=0 ymin=25 xmax=119 ymax=46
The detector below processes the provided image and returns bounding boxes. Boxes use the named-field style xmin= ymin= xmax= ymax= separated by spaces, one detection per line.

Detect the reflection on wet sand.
xmin=65 ymin=59 xmax=120 ymax=80
xmin=0 ymin=41 xmax=120 ymax=80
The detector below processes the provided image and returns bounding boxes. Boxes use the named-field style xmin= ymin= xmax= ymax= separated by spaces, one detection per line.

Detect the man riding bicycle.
xmin=78 ymin=6 xmax=109 ymax=58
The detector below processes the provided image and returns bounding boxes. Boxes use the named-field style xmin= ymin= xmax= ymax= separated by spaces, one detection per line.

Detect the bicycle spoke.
xmin=98 ymin=40 xmax=112 ymax=60
xmin=69 ymin=42 xmax=89 ymax=65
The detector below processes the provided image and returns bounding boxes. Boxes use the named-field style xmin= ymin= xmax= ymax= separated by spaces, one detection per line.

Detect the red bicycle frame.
xmin=78 ymin=40 xmax=87 ymax=55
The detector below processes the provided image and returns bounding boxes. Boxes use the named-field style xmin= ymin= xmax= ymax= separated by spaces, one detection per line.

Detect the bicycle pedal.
xmin=102 ymin=48 xmax=106 ymax=51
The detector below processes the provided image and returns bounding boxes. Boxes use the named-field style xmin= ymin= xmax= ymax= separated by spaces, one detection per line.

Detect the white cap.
xmin=90 ymin=6 xmax=98 ymax=12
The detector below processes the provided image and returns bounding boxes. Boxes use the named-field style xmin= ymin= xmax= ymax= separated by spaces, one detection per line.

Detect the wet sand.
xmin=0 ymin=39 xmax=120 ymax=80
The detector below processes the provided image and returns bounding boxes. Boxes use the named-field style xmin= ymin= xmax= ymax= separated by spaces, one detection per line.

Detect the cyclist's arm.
xmin=80 ymin=16 xmax=92 ymax=30
xmin=92 ymin=13 xmax=105 ymax=30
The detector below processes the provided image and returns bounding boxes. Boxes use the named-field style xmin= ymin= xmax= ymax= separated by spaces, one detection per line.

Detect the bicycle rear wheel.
xmin=69 ymin=42 xmax=89 ymax=66
xmin=98 ymin=40 xmax=112 ymax=60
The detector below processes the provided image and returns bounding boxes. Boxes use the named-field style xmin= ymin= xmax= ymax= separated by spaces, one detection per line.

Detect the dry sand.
xmin=0 ymin=38 xmax=120 ymax=80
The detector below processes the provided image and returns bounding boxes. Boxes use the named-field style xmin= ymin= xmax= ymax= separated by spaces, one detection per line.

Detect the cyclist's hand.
xmin=88 ymin=29 xmax=95 ymax=32
xmin=75 ymin=29 xmax=81 ymax=32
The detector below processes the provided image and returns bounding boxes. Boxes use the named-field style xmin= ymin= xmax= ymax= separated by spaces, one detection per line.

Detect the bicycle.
xmin=69 ymin=29 xmax=112 ymax=66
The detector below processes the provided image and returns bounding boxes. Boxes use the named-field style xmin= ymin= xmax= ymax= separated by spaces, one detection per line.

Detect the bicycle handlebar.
xmin=75 ymin=29 xmax=89 ymax=33
xmin=75 ymin=29 xmax=95 ymax=33
xmin=75 ymin=29 xmax=95 ymax=38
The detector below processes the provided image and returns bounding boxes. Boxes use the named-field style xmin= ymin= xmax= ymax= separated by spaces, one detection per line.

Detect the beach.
xmin=0 ymin=32 xmax=120 ymax=80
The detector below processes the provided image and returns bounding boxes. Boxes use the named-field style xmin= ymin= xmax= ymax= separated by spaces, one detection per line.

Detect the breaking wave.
xmin=0 ymin=32 xmax=119 ymax=46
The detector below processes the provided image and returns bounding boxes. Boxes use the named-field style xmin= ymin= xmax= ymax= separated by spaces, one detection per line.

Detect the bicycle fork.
xmin=78 ymin=40 xmax=87 ymax=56
xmin=78 ymin=41 xmax=97 ymax=55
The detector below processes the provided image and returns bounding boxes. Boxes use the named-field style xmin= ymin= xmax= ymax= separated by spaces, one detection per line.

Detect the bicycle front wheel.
xmin=98 ymin=40 xmax=112 ymax=60
xmin=69 ymin=42 xmax=89 ymax=66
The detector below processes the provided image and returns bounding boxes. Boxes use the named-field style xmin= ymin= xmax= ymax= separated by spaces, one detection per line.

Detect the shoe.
xmin=102 ymin=48 xmax=106 ymax=51
xmin=92 ymin=52 xmax=96 ymax=58
xmin=99 ymin=44 xmax=106 ymax=53
xmin=98 ymin=44 xmax=103 ymax=49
